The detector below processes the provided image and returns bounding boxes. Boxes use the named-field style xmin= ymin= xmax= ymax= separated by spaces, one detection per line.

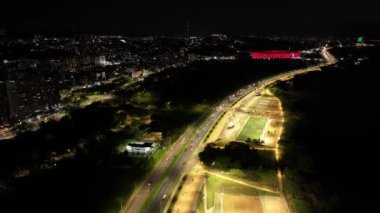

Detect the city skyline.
xmin=1 ymin=2 xmax=380 ymax=212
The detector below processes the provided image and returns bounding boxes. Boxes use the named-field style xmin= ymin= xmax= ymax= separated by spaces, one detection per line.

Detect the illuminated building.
xmin=251 ymin=51 xmax=301 ymax=59
xmin=95 ymin=55 xmax=107 ymax=66
xmin=126 ymin=142 xmax=158 ymax=155
xmin=130 ymin=70 xmax=143 ymax=79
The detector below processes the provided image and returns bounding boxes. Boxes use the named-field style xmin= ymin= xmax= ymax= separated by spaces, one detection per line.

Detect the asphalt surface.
xmin=148 ymin=110 xmax=224 ymax=212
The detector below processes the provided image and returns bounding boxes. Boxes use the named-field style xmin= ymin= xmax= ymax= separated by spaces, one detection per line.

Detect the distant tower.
xmin=186 ymin=22 xmax=190 ymax=38
xmin=0 ymin=29 xmax=5 ymax=45
xmin=185 ymin=0 xmax=191 ymax=38
xmin=6 ymin=80 xmax=18 ymax=122
xmin=0 ymin=81 xmax=9 ymax=124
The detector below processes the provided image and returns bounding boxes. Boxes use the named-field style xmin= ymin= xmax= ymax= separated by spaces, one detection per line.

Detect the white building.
xmin=126 ymin=142 xmax=158 ymax=155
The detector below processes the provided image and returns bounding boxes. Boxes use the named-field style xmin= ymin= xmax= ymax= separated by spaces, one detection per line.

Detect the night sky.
xmin=1 ymin=0 xmax=380 ymax=35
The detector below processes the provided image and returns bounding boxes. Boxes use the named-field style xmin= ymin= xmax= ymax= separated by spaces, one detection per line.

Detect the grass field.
xmin=79 ymin=94 xmax=115 ymax=108
xmin=131 ymin=91 xmax=158 ymax=104
xmin=225 ymin=168 xmax=277 ymax=188
xmin=237 ymin=116 xmax=267 ymax=141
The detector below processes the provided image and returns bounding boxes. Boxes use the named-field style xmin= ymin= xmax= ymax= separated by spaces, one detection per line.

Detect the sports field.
xmin=237 ymin=116 xmax=267 ymax=141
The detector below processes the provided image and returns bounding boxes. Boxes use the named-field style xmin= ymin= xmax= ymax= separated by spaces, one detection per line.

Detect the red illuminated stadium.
xmin=251 ymin=50 xmax=301 ymax=59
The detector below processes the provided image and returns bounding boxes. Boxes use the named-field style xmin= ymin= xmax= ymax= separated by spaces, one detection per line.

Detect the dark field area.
xmin=272 ymin=46 xmax=380 ymax=212
xmin=124 ymin=59 xmax=313 ymax=105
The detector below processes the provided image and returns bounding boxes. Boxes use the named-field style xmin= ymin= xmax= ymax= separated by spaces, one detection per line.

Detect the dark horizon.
xmin=2 ymin=0 xmax=380 ymax=37
xmin=2 ymin=24 xmax=379 ymax=39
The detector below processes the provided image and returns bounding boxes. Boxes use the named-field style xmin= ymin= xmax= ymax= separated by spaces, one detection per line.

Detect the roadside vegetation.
xmin=199 ymin=142 xmax=277 ymax=188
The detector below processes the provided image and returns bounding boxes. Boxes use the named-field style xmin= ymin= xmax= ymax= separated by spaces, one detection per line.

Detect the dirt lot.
xmin=220 ymin=193 xmax=287 ymax=213
xmin=222 ymin=194 xmax=262 ymax=213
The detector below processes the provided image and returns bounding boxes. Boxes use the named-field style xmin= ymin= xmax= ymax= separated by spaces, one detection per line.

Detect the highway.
xmin=123 ymin=47 xmax=337 ymax=213
xmin=122 ymin=124 xmax=196 ymax=213
xmin=148 ymin=109 xmax=224 ymax=212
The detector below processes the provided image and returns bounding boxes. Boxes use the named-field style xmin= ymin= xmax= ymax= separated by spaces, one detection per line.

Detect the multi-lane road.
xmin=123 ymin=47 xmax=337 ymax=213
xmin=122 ymin=124 xmax=196 ymax=213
